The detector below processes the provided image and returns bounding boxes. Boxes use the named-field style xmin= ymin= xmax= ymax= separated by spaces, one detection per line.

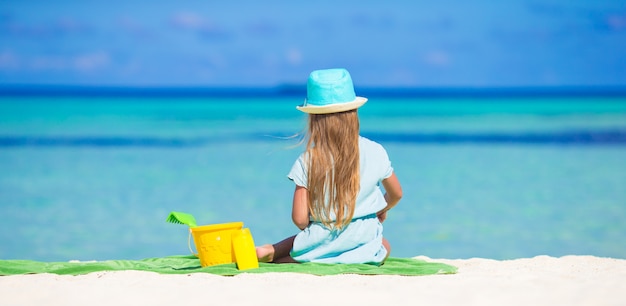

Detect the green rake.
xmin=166 ymin=211 xmax=198 ymax=228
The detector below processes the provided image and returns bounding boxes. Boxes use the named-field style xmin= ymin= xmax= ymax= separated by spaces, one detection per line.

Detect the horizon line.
xmin=1 ymin=84 xmax=626 ymax=98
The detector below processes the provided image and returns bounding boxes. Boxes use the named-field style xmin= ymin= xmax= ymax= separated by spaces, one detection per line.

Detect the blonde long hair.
xmin=305 ymin=109 xmax=360 ymax=230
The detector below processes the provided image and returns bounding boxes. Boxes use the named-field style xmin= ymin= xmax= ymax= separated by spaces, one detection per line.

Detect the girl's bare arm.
xmin=292 ymin=185 xmax=310 ymax=230
xmin=378 ymin=172 xmax=403 ymax=222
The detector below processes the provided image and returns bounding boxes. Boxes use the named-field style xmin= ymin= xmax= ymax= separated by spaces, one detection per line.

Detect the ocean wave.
xmin=1 ymin=129 xmax=626 ymax=147
xmin=362 ymin=129 xmax=626 ymax=145
xmin=0 ymin=136 xmax=219 ymax=148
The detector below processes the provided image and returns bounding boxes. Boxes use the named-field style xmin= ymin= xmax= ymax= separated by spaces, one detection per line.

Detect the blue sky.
xmin=1 ymin=0 xmax=625 ymax=88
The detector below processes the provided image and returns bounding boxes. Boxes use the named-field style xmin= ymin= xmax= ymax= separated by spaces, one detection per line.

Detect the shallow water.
xmin=1 ymin=96 xmax=625 ymax=261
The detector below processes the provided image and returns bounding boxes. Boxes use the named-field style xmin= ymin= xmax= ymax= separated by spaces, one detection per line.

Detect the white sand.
xmin=1 ymin=255 xmax=625 ymax=306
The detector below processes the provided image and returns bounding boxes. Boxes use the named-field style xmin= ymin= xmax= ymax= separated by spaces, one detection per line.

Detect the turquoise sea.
xmin=1 ymin=95 xmax=625 ymax=261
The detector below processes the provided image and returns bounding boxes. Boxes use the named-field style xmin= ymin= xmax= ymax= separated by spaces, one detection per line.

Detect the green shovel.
xmin=166 ymin=211 xmax=198 ymax=227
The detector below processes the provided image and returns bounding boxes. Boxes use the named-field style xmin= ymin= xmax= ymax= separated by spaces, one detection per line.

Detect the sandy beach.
xmin=1 ymin=255 xmax=624 ymax=306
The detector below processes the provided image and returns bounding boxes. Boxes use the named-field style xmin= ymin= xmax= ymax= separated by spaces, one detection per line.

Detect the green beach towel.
xmin=0 ymin=255 xmax=456 ymax=276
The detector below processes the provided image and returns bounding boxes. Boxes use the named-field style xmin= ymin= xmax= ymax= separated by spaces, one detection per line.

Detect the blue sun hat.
xmin=297 ymin=68 xmax=367 ymax=114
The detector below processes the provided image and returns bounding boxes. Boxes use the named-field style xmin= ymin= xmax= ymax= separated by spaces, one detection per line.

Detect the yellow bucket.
xmin=190 ymin=222 xmax=243 ymax=267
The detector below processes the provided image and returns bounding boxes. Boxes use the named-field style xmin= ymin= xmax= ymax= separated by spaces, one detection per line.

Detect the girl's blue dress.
xmin=287 ymin=136 xmax=394 ymax=264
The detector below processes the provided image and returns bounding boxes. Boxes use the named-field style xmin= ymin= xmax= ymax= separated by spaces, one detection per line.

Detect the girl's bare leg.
xmin=256 ymin=235 xmax=297 ymax=263
xmin=256 ymin=244 xmax=274 ymax=263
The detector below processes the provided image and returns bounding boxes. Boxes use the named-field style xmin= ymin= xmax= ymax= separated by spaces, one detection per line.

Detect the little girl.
xmin=256 ymin=68 xmax=403 ymax=264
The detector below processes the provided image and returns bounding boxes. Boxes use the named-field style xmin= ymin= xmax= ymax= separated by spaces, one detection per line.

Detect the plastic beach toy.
xmin=190 ymin=222 xmax=244 ymax=267
xmin=166 ymin=211 xmax=198 ymax=227
xmin=232 ymin=228 xmax=259 ymax=270
xmin=166 ymin=212 xmax=258 ymax=269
